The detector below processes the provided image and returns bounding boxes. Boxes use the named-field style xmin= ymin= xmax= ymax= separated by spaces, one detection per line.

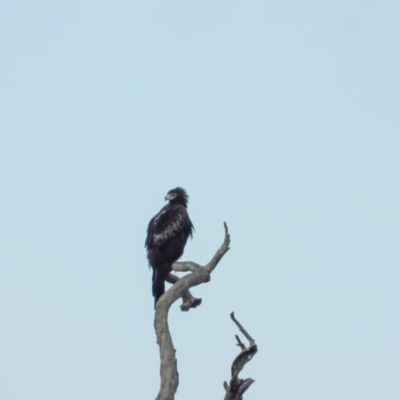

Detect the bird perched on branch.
xmin=145 ymin=187 xmax=194 ymax=308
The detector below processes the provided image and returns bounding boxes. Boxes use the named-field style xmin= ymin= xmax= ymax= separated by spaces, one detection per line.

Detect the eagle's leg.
xmin=166 ymin=273 xmax=202 ymax=311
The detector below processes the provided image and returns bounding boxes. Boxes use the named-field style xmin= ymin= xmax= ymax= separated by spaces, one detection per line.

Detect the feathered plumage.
xmin=145 ymin=187 xmax=194 ymax=308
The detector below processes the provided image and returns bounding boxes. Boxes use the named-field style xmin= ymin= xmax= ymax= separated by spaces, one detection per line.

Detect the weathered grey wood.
xmin=165 ymin=273 xmax=202 ymax=311
xmin=154 ymin=223 xmax=231 ymax=400
xmin=223 ymin=312 xmax=258 ymax=400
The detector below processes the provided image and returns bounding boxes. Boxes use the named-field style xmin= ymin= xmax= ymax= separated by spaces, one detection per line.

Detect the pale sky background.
xmin=1 ymin=1 xmax=399 ymax=399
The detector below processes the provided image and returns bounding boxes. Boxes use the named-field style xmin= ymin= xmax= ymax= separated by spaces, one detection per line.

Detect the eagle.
xmin=145 ymin=187 xmax=194 ymax=308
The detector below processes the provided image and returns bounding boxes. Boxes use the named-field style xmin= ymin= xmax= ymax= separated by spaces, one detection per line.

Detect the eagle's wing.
xmin=145 ymin=205 xmax=192 ymax=250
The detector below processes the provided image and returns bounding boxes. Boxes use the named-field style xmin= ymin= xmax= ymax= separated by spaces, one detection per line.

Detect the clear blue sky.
xmin=1 ymin=1 xmax=399 ymax=399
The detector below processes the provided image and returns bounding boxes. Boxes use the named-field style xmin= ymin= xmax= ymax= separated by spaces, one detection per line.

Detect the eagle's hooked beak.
xmin=165 ymin=192 xmax=176 ymax=201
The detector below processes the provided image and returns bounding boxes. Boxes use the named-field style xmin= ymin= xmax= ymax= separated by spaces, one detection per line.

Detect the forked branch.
xmin=154 ymin=223 xmax=231 ymax=400
xmin=223 ymin=312 xmax=258 ymax=400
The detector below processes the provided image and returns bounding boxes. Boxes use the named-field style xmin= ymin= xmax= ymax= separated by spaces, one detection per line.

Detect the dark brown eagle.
xmin=145 ymin=187 xmax=194 ymax=308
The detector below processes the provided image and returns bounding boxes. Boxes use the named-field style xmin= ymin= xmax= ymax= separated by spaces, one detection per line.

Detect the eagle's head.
xmin=165 ymin=187 xmax=189 ymax=206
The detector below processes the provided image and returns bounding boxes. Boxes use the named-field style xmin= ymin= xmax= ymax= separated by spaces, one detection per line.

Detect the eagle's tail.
xmin=152 ymin=262 xmax=172 ymax=309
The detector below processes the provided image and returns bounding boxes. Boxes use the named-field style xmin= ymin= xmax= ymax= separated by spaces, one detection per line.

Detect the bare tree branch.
xmin=223 ymin=312 xmax=258 ymax=400
xmin=166 ymin=273 xmax=202 ymax=311
xmin=231 ymin=312 xmax=255 ymax=346
xmin=206 ymin=222 xmax=231 ymax=273
xmin=154 ymin=223 xmax=231 ymax=400
xmin=171 ymin=261 xmax=202 ymax=272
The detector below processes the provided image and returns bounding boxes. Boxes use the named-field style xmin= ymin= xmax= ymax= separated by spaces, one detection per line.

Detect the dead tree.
xmin=223 ymin=312 xmax=258 ymax=400
xmin=153 ymin=223 xmax=257 ymax=400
